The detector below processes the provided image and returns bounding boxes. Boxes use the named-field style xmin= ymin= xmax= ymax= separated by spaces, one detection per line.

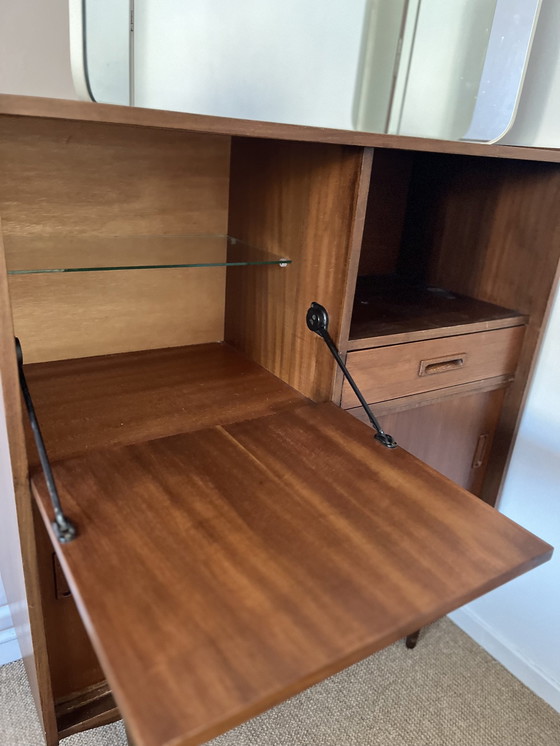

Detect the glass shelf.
xmin=5 ymin=235 xmax=291 ymax=274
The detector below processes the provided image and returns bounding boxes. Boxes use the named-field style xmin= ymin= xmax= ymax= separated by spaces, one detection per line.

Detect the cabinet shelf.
xmin=22 ymin=343 xmax=307 ymax=465
xmin=348 ymin=275 xmax=526 ymax=350
xmin=5 ymin=235 xmax=291 ymax=274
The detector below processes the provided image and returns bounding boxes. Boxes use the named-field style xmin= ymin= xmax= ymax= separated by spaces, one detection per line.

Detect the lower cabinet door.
xmin=348 ymin=387 xmax=506 ymax=498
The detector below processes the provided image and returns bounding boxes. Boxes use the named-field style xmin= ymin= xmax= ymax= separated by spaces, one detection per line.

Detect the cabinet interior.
xmin=349 ymin=148 xmax=540 ymax=347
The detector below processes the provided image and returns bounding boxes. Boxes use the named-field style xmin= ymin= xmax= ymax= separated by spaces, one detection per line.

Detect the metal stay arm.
xmin=306 ymin=302 xmax=397 ymax=449
xmin=15 ymin=338 xmax=77 ymax=543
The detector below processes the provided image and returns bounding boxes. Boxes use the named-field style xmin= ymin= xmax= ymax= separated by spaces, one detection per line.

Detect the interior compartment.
xmin=348 ymin=148 xmax=554 ymax=346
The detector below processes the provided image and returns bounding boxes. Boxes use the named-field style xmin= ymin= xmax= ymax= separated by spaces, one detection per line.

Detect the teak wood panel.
xmin=32 ymin=504 xmax=106 ymax=703
xmin=0 ymin=236 xmax=58 ymax=743
xmin=22 ymin=343 xmax=307 ymax=465
xmin=348 ymin=387 xmax=506 ymax=496
xmin=342 ymin=326 xmax=524 ymax=408
xmin=55 ymin=680 xmax=118 ymax=740
xmin=358 ymin=149 xmax=413 ymax=276
xmin=226 ymin=138 xmax=370 ymax=401
xmin=399 ymin=154 xmax=560 ymax=502
xmin=348 ymin=276 xmax=525 ymax=350
xmin=8 ymin=266 xmax=227 ymax=364
xmin=18 ymin=342 xmax=306 ymax=735
xmin=347 ymin=315 xmax=525 ymax=351
xmin=0 ymin=116 xmax=229 ymax=237
xmin=3 ymin=93 xmax=560 ymax=163
xmin=0 ymin=115 xmax=230 ymax=362
xmin=31 ymin=403 xmax=552 ymax=746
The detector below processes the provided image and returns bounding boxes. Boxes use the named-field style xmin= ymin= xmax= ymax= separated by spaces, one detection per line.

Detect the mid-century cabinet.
xmin=0 ymin=95 xmax=557 ymax=746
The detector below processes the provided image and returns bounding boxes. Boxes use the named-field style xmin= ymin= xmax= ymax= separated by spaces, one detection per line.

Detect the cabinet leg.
xmin=405 ymin=629 xmax=421 ymax=649
xmin=125 ymin=724 xmax=136 ymax=745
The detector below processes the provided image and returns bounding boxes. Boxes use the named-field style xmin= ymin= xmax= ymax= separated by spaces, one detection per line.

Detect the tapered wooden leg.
xmin=125 ymin=724 xmax=136 ymax=745
xmin=405 ymin=629 xmax=421 ymax=649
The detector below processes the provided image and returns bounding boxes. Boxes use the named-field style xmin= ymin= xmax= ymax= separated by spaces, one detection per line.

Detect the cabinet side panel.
xmin=401 ymin=156 xmax=560 ymax=503
xmin=0 ymin=115 xmax=230 ymax=363
xmin=32 ymin=505 xmax=108 ymax=703
xmin=0 ymin=235 xmax=58 ymax=744
xmin=225 ymin=139 xmax=368 ymax=401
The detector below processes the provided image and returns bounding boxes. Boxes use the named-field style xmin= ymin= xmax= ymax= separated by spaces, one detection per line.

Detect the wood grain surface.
xmin=2 ymin=93 xmax=560 ymax=163
xmin=0 ymin=115 xmax=230 ymax=362
xmin=32 ymin=503 xmax=107 ymax=703
xmin=225 ymin=139 xmax=369 ymax=401
xmin=349 ymin=387 xmax=506 ymax=495
xmin=32 ymin=403 xmax=552 ymax=746
xmin=0 ymin=232 xmax=59 ymax=743
xmin=342 ymin=326 xmax=524 ymax=408
xmin=398 ymin=153 xmax=560 ymax=503
xmin=23 ymin=343 xmax=306 ymax=465
xmin=0 ymin=116 xmax=229 ymax=238
xmin=348 ymin=277 xmax=525 ymax=349
xmin=55 ymin=680 xmax=118 ymax=740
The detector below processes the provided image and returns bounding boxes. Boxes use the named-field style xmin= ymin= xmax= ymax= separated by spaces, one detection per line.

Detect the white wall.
xmin=0 ymin=0 xmax=76 ymax=99
xmin=451 ymin=282 xmax=560 ymax=712
xmin=0 ymin=382 xmax=21 ymax=665
xmin=0 ymin=581 xmax=20 ymax=665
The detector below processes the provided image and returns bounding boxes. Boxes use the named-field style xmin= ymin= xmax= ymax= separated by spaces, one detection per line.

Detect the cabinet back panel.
xmin=0 ymin=116 xmax=230 ymax=362
xmin=8 ymin=267 xmax=226 ymax=364
xmin=358 ymin=150 xmax=413 ymax=277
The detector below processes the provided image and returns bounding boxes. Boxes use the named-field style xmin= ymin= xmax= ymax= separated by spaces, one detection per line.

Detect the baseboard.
xmin=449 ymin=608 xmax=560 ymax=713
xmin=0 ymin=603 xmax=21 ymax=666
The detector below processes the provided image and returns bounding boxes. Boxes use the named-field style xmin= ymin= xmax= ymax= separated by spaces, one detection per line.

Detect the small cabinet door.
xmin=349 ymin=387 xmax=506 ymax=498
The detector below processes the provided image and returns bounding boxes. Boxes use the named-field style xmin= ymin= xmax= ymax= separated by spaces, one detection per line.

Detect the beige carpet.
xmin=1 ymin=618 xmax=559 ymax=746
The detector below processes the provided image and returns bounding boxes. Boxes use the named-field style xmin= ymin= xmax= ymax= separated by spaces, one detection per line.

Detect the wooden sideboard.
xmin=0 ymin=95 xmax=556 ymax=746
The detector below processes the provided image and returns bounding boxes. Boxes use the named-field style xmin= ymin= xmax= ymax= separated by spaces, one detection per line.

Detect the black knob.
xmin=306 ymin=302 xmax=329 ymax=335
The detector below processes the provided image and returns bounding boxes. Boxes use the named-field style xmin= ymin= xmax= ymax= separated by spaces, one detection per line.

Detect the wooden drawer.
xmin=342 ymin=325 xmax=524 ymax=407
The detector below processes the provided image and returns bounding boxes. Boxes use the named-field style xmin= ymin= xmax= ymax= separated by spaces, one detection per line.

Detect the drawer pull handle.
xmin=472 ymin=434 xmax=489 ymax=469
xmin=418 ymin=355 xmax=466 ymax=377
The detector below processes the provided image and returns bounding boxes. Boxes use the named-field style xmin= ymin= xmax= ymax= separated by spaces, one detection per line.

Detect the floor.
xmin=1 ymin=618 xmax=559 ymax=746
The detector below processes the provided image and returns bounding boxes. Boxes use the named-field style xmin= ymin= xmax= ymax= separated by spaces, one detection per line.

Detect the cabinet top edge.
xmin=1 ymin=94 xmax=560 ymax=163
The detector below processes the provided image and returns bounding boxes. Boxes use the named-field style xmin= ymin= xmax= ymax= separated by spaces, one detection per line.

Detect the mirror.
xmin=70 ymin=0 xmax=543 ymax=143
